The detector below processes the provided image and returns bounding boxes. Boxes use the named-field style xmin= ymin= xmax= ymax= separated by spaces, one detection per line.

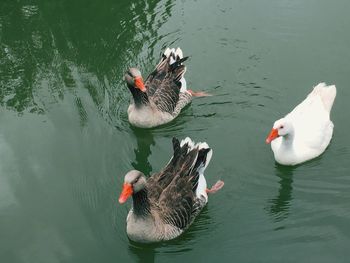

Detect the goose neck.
xmin=132 ymin=188 xmax=151 ymax=217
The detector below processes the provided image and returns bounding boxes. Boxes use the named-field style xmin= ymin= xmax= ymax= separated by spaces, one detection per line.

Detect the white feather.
xmin=169 ymin=57 xmax=175 ymax=65
xmin=180 ymin=137 xmax=194 ymax=149
xmin=180 ymin=77 xmax=187 ymax=92
xmin=195 ymin=141 xmax=211 ymax=201
xmin=175 ymin=47 xmax=183 ymax=59
xmin=310 ymin=83 xmax=336 ymax=113
xmin=196 ymin=172 xmax=208 ymax=201
xmin=197 ymin=142 xmax=209 ymax=149
xmin=179 ymin=138 xmax=212 ymax=201
xmin=168 ymin=48 xmax=176 ymax=65
xmin=163 ymin=48 xmax=171 ymax=57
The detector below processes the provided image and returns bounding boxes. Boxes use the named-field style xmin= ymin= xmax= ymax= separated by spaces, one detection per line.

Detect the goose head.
xmin=266 ymin=118 xmax=293 ymax=144
xmin=124 ymin=68 xmax=146 ymax=92
xmin=118 ymin=170 xmax=147 ymax=204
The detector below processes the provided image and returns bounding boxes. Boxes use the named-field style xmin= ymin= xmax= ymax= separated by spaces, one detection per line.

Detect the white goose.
xmin=266 ymin=83 xmax=336 ymax=166
xmin=118 ymin=137 xmax=224 ymax=243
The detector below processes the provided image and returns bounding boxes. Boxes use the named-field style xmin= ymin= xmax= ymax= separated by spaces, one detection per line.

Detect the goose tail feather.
xmin=311 ymin=82 xmax=336 ymax=113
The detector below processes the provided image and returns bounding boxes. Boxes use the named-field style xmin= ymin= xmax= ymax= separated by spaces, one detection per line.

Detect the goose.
xmin=124 ymin=47 xmax=210 ymax=128
xmin=118 ymin=137 xmax=224 ymax=243
xmin=266 ymin=83 xmax=336 ymax=166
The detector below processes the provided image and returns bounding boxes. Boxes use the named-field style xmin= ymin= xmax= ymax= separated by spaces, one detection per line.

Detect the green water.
xmin=1 ymin=0 xmax=350 ymax=262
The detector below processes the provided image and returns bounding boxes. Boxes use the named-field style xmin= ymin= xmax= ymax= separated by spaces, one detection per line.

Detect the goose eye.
xmin=280 ymin=125 xmax=284 ymax=129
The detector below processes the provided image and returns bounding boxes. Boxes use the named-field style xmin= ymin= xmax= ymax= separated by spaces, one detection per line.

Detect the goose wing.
xmin=157 ymin=147 xmax=200 ymax=230
xmin=286 ymin=83 xmax=335 ymax=148
xmin=145 ymin=48 xmax=188 ymax=114
xmin=148 ymin=138 xmax=210 ymax=230
xmin=146 ymin=137 xmax=190 ymax=202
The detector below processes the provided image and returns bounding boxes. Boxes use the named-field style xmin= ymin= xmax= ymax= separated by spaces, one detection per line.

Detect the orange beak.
xmin=118 ymin=183 xmax=133 ymax=204
xmin=134 ymin=77 xmax=146 ymax=92
xmin=266 ymin=128 xmax=279 ymax=144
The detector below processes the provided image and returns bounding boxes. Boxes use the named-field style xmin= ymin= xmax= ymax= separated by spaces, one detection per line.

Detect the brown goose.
xmin=118 ymin=137 xmax=224 ymax=243
xmin=124 ymin=48 xmax=210 ymax=128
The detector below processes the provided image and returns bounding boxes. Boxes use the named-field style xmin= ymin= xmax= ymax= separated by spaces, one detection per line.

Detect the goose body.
xmin=118 ymin=137 xmax=224 ymax=243
xmin=266 ymin=83 xmax=336 ymax=166
xmin=124 ymin=48 xmax=207 ymax=128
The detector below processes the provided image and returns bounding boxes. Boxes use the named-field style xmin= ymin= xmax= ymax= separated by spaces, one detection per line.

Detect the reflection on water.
xmin=266 ymin=164 xmax=294 ymax=224
xmin=0 ymin=0 xmax=175 ymax=124
xmin=128 ymin=242 xmax=157 ymax=263
xmin=131 ymin=127 xmax=155 ymax=175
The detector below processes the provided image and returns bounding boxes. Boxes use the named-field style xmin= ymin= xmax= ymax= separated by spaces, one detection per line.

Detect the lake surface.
xmin=1 ymin=0 xmax=350 ymax=262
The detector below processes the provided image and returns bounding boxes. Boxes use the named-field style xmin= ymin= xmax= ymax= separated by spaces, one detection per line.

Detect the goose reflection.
xmin=267 ymin=164 xmax=294 ymax=223
xmin=128 ymin=242 xmax=157 ymax=263
xmin=0 ymin=0 xmax=175 ymax=117
xmin=131 ymin=127 xmax=155 ymax=175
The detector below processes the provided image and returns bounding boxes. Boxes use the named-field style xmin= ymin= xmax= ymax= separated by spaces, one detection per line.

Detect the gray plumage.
xmin=119 ymin=137 xmax=215 ymax=243
xmin=125 ymin=47 xmax=193 ymax=128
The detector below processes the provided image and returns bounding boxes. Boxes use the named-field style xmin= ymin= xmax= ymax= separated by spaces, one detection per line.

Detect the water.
xmin=1 ymin=0 xmax=350 ymax=262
